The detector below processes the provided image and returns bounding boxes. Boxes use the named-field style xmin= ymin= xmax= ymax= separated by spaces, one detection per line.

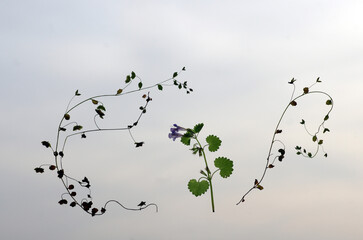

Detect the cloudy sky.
xmin=1 ymin=0 xmax=363 ymax=239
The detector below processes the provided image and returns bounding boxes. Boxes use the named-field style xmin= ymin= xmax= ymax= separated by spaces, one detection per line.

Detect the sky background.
xmin=1 ymin=0 xmax=363 ymax=239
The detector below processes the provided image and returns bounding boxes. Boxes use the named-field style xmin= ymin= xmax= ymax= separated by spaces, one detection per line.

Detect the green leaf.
xmin=157 ymin=84 xmax=163 ymax=91
xmin=312 ymin=135 xmax=317 ymax=142
xmin=295 ymin=146 xmax=302 ymax=150
xmin=206 ymin=135 xmax=222 ymax=152
xmin=91 ymin=99 xmax=98 ymax=105
xmin=256 ymin=184 xmax=264 ymax=190
xmin=290 ymin=100 xmax=297 ymax=106
xmin=193 ymin=123 xmax=204 ymax=133
xmin=308 ymin=152 xmax=312 ymax=158
xmin=188 ymin=179 xmax=209 ymax=197
xmin=318 ymin=140 xmax=323 ymax=145
xmin=125 ymin=75 xmax=131 ymax=83
xmin=324 ymin=115 xmax=329 ymax=121
xmin=138 ymin=82 xmax=143 ymax=89
xmin=326 ymin=99 xmax=332 ymax=105
xmin=173 ymin=72 xmax=178 ymax=78
xmin=131 ymin=71 xmax=136 ymax=79
xmin=214 ymin=157 xmax=233 ymax=178
xmin=73 ymin=125 xmax=83 ymax=131
xmin=181 ymin=136 xmax=191 ymax=146
xmin=97 ymin=105 xmax=106 ymax=111
xmin=116 ymin=89 xmax=123 ymax=95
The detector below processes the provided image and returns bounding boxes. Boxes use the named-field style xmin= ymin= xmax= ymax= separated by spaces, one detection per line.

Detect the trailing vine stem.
xmin=36 ymin=68 xmax=190 ymax=216
xmin=237 ymin=78 xmax=334 ymax=205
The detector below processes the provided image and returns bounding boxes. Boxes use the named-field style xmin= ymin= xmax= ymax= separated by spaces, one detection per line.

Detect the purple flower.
xmin=169 ymin=124 xmax=186 ymax=141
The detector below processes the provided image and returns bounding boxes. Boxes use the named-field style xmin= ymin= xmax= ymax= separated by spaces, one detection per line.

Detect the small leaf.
xmin=300 ymin=119 xmax=305 ymax=124
xmin=295 ymin=146 xmax=302 ymax=150
xmin=193 ymin=123 xmax=204 ymax=133
xmin=95 ymin=109 xmax=105 ymax=119
xmin=323 ymin=128 xmax=330 ymax=133
xmin=59 ymin=151 xmax=64 ymax=157
xmin=125 ymin=75 xmax=131 ymax=83
xmin=278 ymin=149 xmax=285 ymax=155
xmin=34 ymin=167 xmax=44 ymax=173
xmin=75 ymin=90 xmax=81 ymax=96
xmin=91 ymin=99 xmax=98 ymax=105
xmin=97 ymin=105 xmax=106 ymax=111
xmin=278 ymin=155 xmax=284 ymax=161
xmin=318 ymin=140 xmax=323 ymax=145
xmin=326 ymin=100 xmax=332 ymax=105
xmin=81 ymin=133 xmax=86 ymax=138
xmin=316 ymin=77 xmax=321 ymax=83
xmin=68 ymin=185 xmax=74 ymax=190
xmin=324 ymin=153 xmax=328 ymax=157
xmin=64 ymin=113 xmax=70 ymax=120
xmin=268 ymin=164 xmax=275 ymax=168
xmin=157 ymin=84 xmax=163 ymax=91
xmin=206 ymin=135 xmax=222 ymax=152
xmin=303 ymin=87 xmax=309 ymax=94
xmin=135 ymin=142 xmax=144 ymax=148
xmin=181 ymin=136 xmax=191 ymax=146
xmin=101 ymin=208 xmax=106 ymax=213
xmin=324 ymin=115 xmax=329 ymax=121
xmin=73 ymin=125 xmax=83 ymax=131
xmin=182 ymin=67 xmax=186 ymax=71
xmin=142 ymin=94 xmax=147 ymax=98
xmin=256 ymin=184 xmax=264 ymax=190
xmin=59 ymin=127 xmax=66 ymax=132
xmin=138 ymin=82 xmax=143 ymax=89
xmin=137 ymin=201 xmax=146 ymax=207
xmin=308 ymin=152 xmax=312 ymax=158
xmin=53 ymin=151 xmax=58 ymax=157
xmin=188 ymin=179 xmax=209 ymax=197
xmin=297 ymin=152 xmax=301 ymax=155
xmin=41 ymin=141 xmax=51 ymax=148
xmin=173 ymin=72 xmax=178 ymax=78
xmin=70 ymin=192 xmax=77 ymax=197
xmin=70 ymin=202 xmax=77 ymax=207
xmin=290 ymin=101 xmax=297 ymax=106
xmin=312 ymin=135 xmax=317 ymax=142
xmin=59 ymin=199 xmax=68 ymax=205
xmin=254 ymin=179 xmax=259 ymax=185
xmin=57 ymin=170 xmax=64 ymax=178
xmin=288 ymin=78 xmax=296 ymax=84
xmin=275 ymin=129 xmax=282 ymax=134
xmin=131 ymin=71 xmax=136 ymax=79
xmin=214 ymin=157 xmax=233 ymax=178
xmin=116 ymin=88 xmax=123 ymax=95
xmin=49 ymin=165 xmax=56 ymax=170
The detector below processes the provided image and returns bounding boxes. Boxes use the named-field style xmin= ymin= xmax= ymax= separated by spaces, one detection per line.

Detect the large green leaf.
xmin=188 ymin=179 xmax=209 ymax=197
xmin=214 ymin=157 xmax=233 ymax=178
xmin=206 ymin=135 xmax=221 ymax=152
xmin=193 ymin=123 xmax=204 ymax=133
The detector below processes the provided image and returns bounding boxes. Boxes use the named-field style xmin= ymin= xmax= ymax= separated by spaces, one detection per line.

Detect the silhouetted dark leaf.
xmin=268 ymin=164 xmax=275 ymax=168
xmin=101 ymin=208 xmax=106 ymax=213
xmin=324 ymin=153 xmax=328 ymax=157
xmin=303 ymin=87 xmax=309 ymax=94
xmin=138 ymin=82 xmax=143 ymax=89
xmin=288 ymin=78 xmax=296 ymax=84
xmin=49 ymin=165 xmax=56 ymax=170
xmin=59 ymin=127 xmax=66 ymax=131
xmin=146 ymin=96 xmax=152 ymax=102
xmin=64 ymin=113 xmax=70 ymax=120
xmin=308 ymin=152 xmax=312 ymax=158
xmin=254 ymin=179 xmax=259 ymax=185
xmin=41 ymin=141 xmax=51 ymax=148
xmin=91 ymin=99 xmax=98 ymax=105
xmin=275 ymin=129 xmax=282 ymax=134
xmin=278 ymin=149 xmax=285 ymax=155
xmin=59 ymin=151 xmax=64 ymax=157
xmin=182 ymin=67 xmax=186 ymax=71
xmin=135 ymin=142 xmax=144 ymax=148
xmin=57 ymin=170 xmax=64 ymax=178
xmin=290 ymin=100 xmax=297 ymax=106
xmin=323 ymin=128 xmax=330 ymax=133
xmin=295 ymin=146 xmax=302 ymax=150
xmin=318 ymin=140 xmax=323 ymax=145
xmin=70 ymin=192 xmax=77 ymax=197
xmin=131 ymin=71 xmax=136 ymax=79
xmin=53 ymin=151 xmax=58 ymax=157
xmin=142 ymin=94 xmax=147 ymax=98
xmin=316 ymin=77 xmax=321 ymax=82
xmin=326 ymin=99 xmax=332 ymax=105
xmin=300 ymin=119 xmax=305 ymax=124
xmin=75 ymin=90 xmax=81 ymax=96
xmin=97 ymin=105 xmax=106 ymax=111
xmin=68 ymin=185 xmax=74 ymax=190
xmin=324 ymin=115 xmax=329 ymax=121
xmin=95 ymin=109 xmax=105 ymax=119
xmin=81 ymin=177 xmax=90 ymax=188
xmin=125 ymin=75 xmax=131 ymax=83
xmin=173 ymin=72 xmax=178 ymax=78
xmin=59 ymin=199 xmax=68 ymax=205
xmin=34 ymin=167 xmax=44 ymax=173
xmin=70 ymin=202 xmax=77 ymax=207
xmin=312 ymin=135 xmax=317 ymax=142
xmin=278 ymin=155 xmax=284 ymax=161
xmin=81 ymin=133 xmax=86 ymax=138
xmin=137 ymin=201 xmax=146 ymax=207
xmin=157 ymin=84 xmax=163 ymax=90
xmin=91 ymin=208 xmax=98 ymax=216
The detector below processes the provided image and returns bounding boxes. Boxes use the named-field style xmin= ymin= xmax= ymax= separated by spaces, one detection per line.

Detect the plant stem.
xmin=195 ymin=137 xmax=215 ymax=212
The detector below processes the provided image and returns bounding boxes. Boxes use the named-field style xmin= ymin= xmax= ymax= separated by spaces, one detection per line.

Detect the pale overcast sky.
xmin=1 ymin=1 xmax=363 ymax=239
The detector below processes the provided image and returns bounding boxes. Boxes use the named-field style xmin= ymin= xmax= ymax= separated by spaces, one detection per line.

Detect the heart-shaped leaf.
xmin=206 ymin=135 xmax=221 ymax=152
xmin=188 ymin=179 xmax=209 ymax=197
xmin=214 ymin=157 xmax=233 ymax=178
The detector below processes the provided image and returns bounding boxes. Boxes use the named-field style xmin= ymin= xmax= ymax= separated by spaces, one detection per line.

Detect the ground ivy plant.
xmin=169 ymin=123 xmax=233 ymax=212
xmin=236 ymin=77 xmax=334 ymax=205
xmin=35 ymin=67 xmax=191 ymax=216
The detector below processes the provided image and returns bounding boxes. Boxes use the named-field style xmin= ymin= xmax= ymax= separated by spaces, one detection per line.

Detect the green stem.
xmin=195 ymin=137 xmax=215 ymax=212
